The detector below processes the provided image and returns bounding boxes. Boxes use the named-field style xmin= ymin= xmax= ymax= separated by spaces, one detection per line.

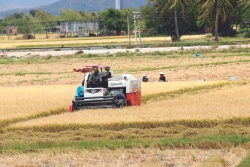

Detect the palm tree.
xmin=92 ymin=12 xmax=96 ymax=30
xmin=238 ymin=0 xmax=250 ymax=15
xmin=92 ymin=12 xmax=96 ymax=22
xmin=148 ymin=0 xmax=188 ymax=41
xmin=239 ymin=0 xmax=250 ymax=6
xmin=199 ymin=0 xmax=233 ymax=42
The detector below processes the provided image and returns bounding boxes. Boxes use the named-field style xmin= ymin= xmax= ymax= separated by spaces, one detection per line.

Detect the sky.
xmin=0 ymin=0 xmax=58 ymax=10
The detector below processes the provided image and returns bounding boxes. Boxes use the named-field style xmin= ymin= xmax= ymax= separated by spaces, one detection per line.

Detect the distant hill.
xmin=0 ymin=0 xmax=148 ymax=18
xmin=0 ymin=0 xmax=58 ymax=10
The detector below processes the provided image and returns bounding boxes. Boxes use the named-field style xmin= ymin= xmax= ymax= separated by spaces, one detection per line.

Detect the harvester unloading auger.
xmin=69 ymin=64 xmax=141 ymax=111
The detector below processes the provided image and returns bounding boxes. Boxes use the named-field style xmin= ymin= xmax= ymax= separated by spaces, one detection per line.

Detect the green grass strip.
xmin=237 ymin=152 xmax=250 ymax=167
xmin=1 ymin=48 xmax=249 ymax=66
xmin=1 ymin=134 xmax=249 ymax=153
xmin=11 ymin=39 xmax=250 ymax=49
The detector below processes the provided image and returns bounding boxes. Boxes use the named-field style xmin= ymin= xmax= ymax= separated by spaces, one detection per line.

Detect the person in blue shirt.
xmin=75 ymin=86 xmax=84 ymax=98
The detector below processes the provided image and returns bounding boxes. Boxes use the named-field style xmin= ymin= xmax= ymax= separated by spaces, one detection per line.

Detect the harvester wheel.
xmin=117 ymin=99 xmax=126 ymax=108
xmin=72 ymin=101 xmax=77 ymax=112
xmin=108 ymin=89 xmax=127 ymax=108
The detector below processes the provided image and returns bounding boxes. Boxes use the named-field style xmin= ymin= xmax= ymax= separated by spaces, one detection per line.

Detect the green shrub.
xmin=45 ymin=55 xmax=52 ymax=60
xmin=244 ymin=32 xmax=250 ymax=38
xmin=15 ymin=72 xmax=26 ymax=76
xmin=125 ymin=45 xmax=135 ymax=49
xmin=135 ymin=49 xmax=140 ymax=53
xmin=104 ymin=45 xmax=112 ymax=49
xmin=75 ymin=50 xmax=84 ymax=55
xmin=54 ymin=48 xmax=61 ymax=51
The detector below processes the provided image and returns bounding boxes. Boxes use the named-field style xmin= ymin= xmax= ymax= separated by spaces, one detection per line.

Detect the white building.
xmin=59 ymin=21 xmax=102 ymax=37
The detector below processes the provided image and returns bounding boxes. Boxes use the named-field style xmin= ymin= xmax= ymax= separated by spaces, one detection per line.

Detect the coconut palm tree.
xmin=238 ymin=0 xmax=250 ymax=15
xmin=199 ymin=0 xmax=233 ymax=42
xmin=148 ymin=0 xmax=188 ymax=41
xmin=239 ymin=0 xmax=250 ymax=6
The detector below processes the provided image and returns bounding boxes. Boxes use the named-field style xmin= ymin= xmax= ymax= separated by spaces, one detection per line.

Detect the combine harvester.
xmin=69 ymin=64 xmax=141 ymax=111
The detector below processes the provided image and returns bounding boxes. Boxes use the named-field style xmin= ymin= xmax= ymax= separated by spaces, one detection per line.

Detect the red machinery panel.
xmin=126 ymin=91 xmax=141 ymax=106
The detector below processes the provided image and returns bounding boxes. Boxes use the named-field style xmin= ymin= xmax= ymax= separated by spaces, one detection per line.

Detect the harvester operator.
xmin=102 ymin=66 xmax=112 ymax=87
xmin=88 ymin=66 xmax=102 ymax=87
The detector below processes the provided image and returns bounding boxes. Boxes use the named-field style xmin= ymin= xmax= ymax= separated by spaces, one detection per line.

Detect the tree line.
xmin=145 ymin=0 xmax=250 ymax=41
xmin=0 ymin=10 xmax=102 ymax=34
xmin=0 ymin=0 xmax=249 ymax=41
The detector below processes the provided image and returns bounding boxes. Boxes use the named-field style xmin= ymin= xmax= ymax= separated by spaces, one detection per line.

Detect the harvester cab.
xmin=70 ymin=65 xmax=141 ymax=111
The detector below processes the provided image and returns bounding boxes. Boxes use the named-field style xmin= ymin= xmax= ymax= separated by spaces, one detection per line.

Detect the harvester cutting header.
xmin=69 ymin=64 xmax=141 ymax=111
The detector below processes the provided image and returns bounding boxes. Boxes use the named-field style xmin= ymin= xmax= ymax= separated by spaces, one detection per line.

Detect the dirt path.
xmin=2 ymin=44 xmax=250 ymax=58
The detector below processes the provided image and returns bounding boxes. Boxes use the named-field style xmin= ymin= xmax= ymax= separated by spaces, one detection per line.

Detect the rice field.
xmin=3 ymin=52 xmax=247 ymax=74
xmin=9 ymin=83 xmax=250 ymax=128
xmin=0 ymin=81 xmax=225 ymax=121
xmin=1 ymin=51 xmax=250 ymax=87
xmin=1 ymin=39 xmax=250 ymax=166
xmin=0 ymin=148 xmax=246 ymax=167
xmin=1 ymin=47 xmax=249 ymax=129
xmin=0 ymin=34 xmax=209 ymax=49
xmin=0 ymin=85 xmax=75 ymax=121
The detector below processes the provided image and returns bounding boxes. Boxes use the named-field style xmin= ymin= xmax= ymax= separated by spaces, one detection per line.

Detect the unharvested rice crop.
xmin=0 ymin=81 xmax=222 ymax=121
xmin=10 ymin=84 xmax=250 ymax=128
xmin=0 ymin=85 xmax=75 ymax=121
xmin=141 ymin=81 xmax=225 ymax=96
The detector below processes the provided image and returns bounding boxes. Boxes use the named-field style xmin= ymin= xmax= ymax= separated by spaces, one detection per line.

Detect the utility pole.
xmin=133 ymin=14 xmax=137 ymax=45
xmin=132 ymin=12 xmax=141 ymax=46
xmin=127 ymin=15 xmax=130 ymax=45
xmin=138 ymin=15 xmax=141 ymax=45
